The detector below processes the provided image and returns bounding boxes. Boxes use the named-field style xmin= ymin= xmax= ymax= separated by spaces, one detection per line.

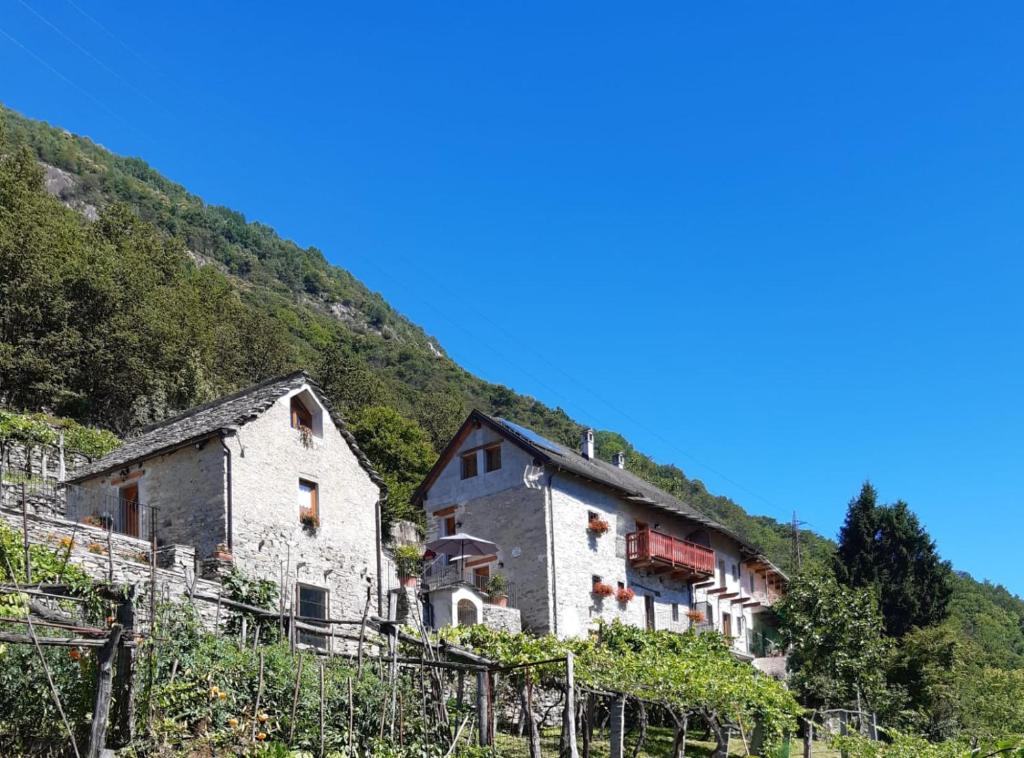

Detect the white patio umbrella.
xmin=425 ymin=533 xmax=497 ymax=561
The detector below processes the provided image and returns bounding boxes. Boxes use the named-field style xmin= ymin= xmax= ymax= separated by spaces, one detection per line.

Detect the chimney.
xmin=580 ymin=428 xmax=595 ymax=459
xmin=612 ymin=451 xmax=626 ymax=469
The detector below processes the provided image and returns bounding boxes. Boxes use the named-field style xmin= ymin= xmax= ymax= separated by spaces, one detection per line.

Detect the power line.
xmin=0 ymin=23 xmax=125 ymax=125
xmin=351 ymin=249 xmax=788 ymax=515
xmin=63 ymin=0 xmax=151 ymax=68
xmin=343 ymin=248 xmax=787 ymax=516
xmin=17 ymin=0 xmax=164 ymax=112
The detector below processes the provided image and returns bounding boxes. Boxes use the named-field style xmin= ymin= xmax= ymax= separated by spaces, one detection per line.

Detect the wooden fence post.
xmin=87 ymin=623 xmax=124 ymax=758
xmin=476 ymin=670 xmax=491 ymax=746
xmin=561 ymin=651 xmax=579 ymax=758
xmin=111 ymin=590 xmax=137 ymax=746
xmin=609 ymin=695 xmax=626 ymax=758
xmin=22 ymin=483 xmax=31 ymax=584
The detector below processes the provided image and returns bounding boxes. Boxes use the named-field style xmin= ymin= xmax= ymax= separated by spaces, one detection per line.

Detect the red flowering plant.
xmin=592 ymin=581 xmax=614 ymax=598
xmin=587 ymin=517 xmax=610 ymax=535
xmin=616 ymin=587 xmax=636 ymax=604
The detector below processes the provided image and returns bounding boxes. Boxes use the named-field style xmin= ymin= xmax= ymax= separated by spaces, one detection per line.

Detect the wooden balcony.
xmin=626 ymin=528 xmax=715 ymax=579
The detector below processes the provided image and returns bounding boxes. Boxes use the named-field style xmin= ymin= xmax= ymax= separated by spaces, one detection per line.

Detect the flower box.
xmin=587 ymin=517 xmax=610 ymax=535
xmin=615 ymin=587 xmax=635 ymax=604
xmin=592 ymin=581 xmax=614 ymax=598
xmin=686 ymin=609 xmax=706 ymax=624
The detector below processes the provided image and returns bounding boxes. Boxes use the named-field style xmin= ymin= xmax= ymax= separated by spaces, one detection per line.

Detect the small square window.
xmin=484 ymin=444 xmax=502 ymax=472
xmin=617 ymin=581 xmax=625 ymax=591
xmin=296 ymin=584 xmax=328 ymax=648
xmin=460 ymin=452 xmax=478 ymax=479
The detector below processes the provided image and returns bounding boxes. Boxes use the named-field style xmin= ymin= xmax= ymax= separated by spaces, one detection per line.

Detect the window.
xmin=749 ymin=573 xmax=755 ymax=593
xmin=484 ymin=444 xmax=502 ymax=472
xmin=298 ymin=479 xmax=319 ymax=523
xmin=672 ymin=603 xmax=679 ymax=622
xmin=587 ymin=510 xmax=598 ymax=522
xmin=718 ymin=559 xmax=727 ymax=587
xmin=444 ymin=516 xmax=457 ymax=537
xmin=460 ymin=452 xmax=478 ymax=479
xmin=732 ymin=563 xmax=740 ymax=581
xmin=617 ymin=581 xmax=625 ymax=591
xmin=296 ymin=584 xmax=328 ymax=648
xmin=291 ymin=396 xmax=313 ymax=431
xmin=644 ymin=596 xmax=656 ymax=631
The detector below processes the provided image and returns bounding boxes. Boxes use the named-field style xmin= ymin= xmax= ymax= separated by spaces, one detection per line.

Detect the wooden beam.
xmin=87 ymin=624 xmax=123 ymax=758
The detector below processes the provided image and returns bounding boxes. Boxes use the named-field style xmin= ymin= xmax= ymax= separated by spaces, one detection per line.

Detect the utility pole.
xmin=791 ymin=511 xmax=803 ymax=572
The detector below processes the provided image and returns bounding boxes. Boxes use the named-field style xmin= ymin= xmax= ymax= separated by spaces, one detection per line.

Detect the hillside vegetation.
xmin=1 ymin=103 xmax=1021 ymax=672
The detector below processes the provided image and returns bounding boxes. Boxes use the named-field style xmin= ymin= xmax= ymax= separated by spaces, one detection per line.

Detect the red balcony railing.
xmin=626 ymin=528 xmax=715 ymax=576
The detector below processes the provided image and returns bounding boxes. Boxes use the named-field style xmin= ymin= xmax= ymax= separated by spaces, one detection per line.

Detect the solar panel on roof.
xmin=496 ymin=418 xmax=566 ymax=454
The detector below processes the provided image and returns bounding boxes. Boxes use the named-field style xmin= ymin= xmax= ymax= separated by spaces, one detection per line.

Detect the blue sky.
xmin=3 ymin=3 xmax=1023 ymax=592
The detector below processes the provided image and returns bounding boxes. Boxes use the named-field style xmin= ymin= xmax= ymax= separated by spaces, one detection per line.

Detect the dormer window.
xmin=289 ymin=390 xmax=323 ymax=440
xmin=291 ymin=396 xmax=313 ymax=431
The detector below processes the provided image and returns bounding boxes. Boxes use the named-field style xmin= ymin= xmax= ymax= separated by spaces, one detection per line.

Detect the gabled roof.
xmin=415 ymin=410 xmax=760 ymax=556
xmin=68 ymin=371 xmax=387 ymax=497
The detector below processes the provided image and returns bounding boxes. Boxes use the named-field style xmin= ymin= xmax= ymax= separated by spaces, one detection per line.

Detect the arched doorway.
xmin=456 ymin=599 xmax=480 ymax=627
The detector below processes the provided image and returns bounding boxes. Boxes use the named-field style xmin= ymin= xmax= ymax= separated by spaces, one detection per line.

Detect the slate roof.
xmin=68 ymin=371 xmax=387 ymax=496
xmin=420 ymin=410 xmax=760 ymax=556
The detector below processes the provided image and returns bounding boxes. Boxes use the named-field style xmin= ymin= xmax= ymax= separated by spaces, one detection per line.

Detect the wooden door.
xmin=722 ymin=612 xmax=732 ymax=638
xmin=120 ymin=484 xmax=139 ymax=538
xmin=644 ymin=595 xmax=656 ymax=631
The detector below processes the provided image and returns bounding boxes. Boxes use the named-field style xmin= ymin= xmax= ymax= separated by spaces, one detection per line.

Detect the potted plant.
xmin=587 ymin=516 xmax=610 ymax=535
xmin=299 ymin=509 xmax=320 ymax=532
xmin=615 ymin=586 xmax=635 ymax=604
xmin=686 ymin=609 xmax=706 ymax=624
xmin=592 ymin=581 xmax=614 ymax=598
xmin=298 ymin=424 xmax=314 ymax=449
xmin=394 ymin=544 xmax=423 ymax=588
xmin=486 ymin=574 xmax=510 ymax=607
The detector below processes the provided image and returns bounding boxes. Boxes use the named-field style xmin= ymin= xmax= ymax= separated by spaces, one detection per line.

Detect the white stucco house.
xmin=413 ymin=411 xmax=787 ymax=666
xmin=66 ymin=371 xmax=388 ymax=638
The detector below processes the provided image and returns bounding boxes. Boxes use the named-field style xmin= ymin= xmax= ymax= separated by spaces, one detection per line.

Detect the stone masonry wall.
xmin=71 ymin=440 xmax=227 ymax=561
xmin=549 ymin=470 xmax=757 ymax=646
xmin=0 ymin=439 xmax=93 ymax=483
xmin=0 ymin=505 xmax=223 ymax=630
xmin=227 ymin=385 xmax=382 ymax=622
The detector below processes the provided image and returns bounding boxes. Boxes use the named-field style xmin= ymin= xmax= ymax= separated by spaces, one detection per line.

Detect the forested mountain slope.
xmin=2 ymin=103 xmax=1021 ymax=667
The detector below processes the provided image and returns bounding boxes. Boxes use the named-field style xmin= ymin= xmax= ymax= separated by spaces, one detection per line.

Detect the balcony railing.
xmin=421 ymin=556 xmax=519 ymax=609
xmin=626 ymin=528 xmax=715 ymax=576
xmin=66 ymin=485 xmax=154 ymax=540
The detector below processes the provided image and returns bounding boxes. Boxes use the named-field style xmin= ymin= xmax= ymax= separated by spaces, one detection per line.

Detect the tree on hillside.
xmin=346 ymin=405 xmax=436 ymax=535
xmin=777 ymin=569 xmax=892 ymax=712
xmin=835 ymin=482 xmax=953 ymax=637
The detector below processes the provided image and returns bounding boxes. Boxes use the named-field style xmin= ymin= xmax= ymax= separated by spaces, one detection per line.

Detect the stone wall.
xmin=0 ymin=505 xmax=223 ymax=630
xmin=70 ymin=439 xmax=227 ymax=561
xmin=426 ymin=484 xmax=552 ymax=634
xmin=226 ymin=385 xmax=382 ymax=623
xmin=0 ymin=438 xmax=93 ymax=483
xmin=481 ymin=602 xmax=522 ymax=634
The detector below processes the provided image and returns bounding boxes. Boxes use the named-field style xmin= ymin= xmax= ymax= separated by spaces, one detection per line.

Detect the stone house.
xmin=413 ymin=411 xmax=787 ymax=666
xmin=66 ymin=371 xmax=388 ymax=635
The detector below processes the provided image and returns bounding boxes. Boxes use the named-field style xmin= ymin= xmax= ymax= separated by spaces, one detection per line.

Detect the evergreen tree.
xmin=835 ymin=482 xmax=953 ymax=637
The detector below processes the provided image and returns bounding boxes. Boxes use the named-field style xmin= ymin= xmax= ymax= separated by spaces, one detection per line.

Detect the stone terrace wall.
xmin=1 ymin=439 xmax=94 ymax=482
xmin=0 ymin=505 xmax=223 ymax=630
